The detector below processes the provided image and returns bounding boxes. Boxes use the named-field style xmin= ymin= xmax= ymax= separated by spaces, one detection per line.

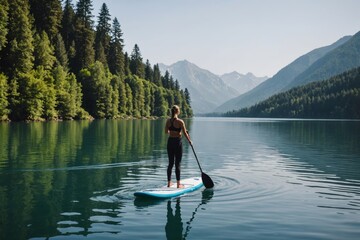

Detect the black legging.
xmin=167 ymin=137 xmax=183 ymax=181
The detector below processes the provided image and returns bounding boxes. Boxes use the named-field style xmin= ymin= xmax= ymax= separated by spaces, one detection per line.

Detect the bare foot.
xmin=167 ymin=181 xmax=172 ymax=187
xmin=177 ymin=184 xmax=184 ymax=188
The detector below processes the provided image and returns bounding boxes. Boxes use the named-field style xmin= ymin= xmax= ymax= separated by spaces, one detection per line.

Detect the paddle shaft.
xmin=187 ymin=131 xmax=214 ymax=188
xmin=190 ymin=144 xmax=203 ymax=173
xmin=186 ymin=131 xmax=203 ymax=172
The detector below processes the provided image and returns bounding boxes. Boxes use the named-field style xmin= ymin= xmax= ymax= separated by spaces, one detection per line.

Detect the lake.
xmin=0 ymin=117 xmax=359 ymax=240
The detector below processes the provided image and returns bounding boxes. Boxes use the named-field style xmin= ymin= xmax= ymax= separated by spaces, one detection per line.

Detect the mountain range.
xmin=216 ymin=32 xmax=360 ymax=112
xmin=159 ymin=31 xmax=360 ymax=115
xmin=159 ymin=61 xmax=267 ymax=113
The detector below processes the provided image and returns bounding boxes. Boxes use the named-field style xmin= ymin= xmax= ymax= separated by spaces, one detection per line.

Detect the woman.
xmin=165 ymin=105 xmax=192 ymax=188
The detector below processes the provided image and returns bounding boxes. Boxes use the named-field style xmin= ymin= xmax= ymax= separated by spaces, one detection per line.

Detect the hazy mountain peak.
xmin=159 ymin=60 xmax=238 ymax=114
xmin=220 ymin=71 xmax=268 ymax=95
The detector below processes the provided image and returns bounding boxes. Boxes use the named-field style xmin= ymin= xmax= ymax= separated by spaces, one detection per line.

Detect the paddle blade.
xmin=202 ymin=172 xmax=214 ymax=188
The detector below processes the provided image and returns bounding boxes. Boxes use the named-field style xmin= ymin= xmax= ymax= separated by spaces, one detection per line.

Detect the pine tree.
xmin=125 ymin=83 xmax=133 ymax=116
xmin=153 ymin=88 xmax=167 ymax=117
xmin=162 ymin=71 xmax=170 ymax=88
xmin=95 ymin=3 xmax=111 ymax=67
xmin=34 ymin=67 xmax=57 ymax=120
xmin=54 ymin=33 xmax=69 ymax=70
xmin=53 ymin=67 xmax=88 ymax=120
xmin=175 ymin=80 xmax=180 ymax=91
xmin=130 ymin=44 xmax=145 ymax=78
xmin=74 ymin=0 xmax=95 ymax=72
xmin=16 ymin=71 xmax=46 ymax=121
xmin=184 ymin=88 xmax=191 ymax=106
xmin=0 ymin=73 xmax=9 ymax=121
xmin=153 ymin=64 xmax=162 ymax=86
xmin=29 ymin=0 xmax=62 ymax=40
xmin=95 ymin=42 xmax=107 ymax=68
xmin=145 ymin=59 xmax=153 ymax=82
xmin=124 ymin=52 xmax=131 ymax=76
xmin=0 ymin=0 xmax=8 ymax=54
xmin=61 ymin=0 xmax=76 ymax=51
xmin=143 ymin=81 xmax=152 ymax=117
xmin=34 ymin=31 xmax=56 ymax=70
xmin=111 ymin=75 xmax=127 ymax=115
xmin=2 ymin=0 xmax=34 ymax=78
xmin=108 ymin=17 xmax=125 ymax=76
xmin=79 ymin=61 xmax=118 ymax=118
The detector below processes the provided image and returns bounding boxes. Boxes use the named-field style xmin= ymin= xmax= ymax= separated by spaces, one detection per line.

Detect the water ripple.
xmin=208 ymin=173 xmax=289 ymax=204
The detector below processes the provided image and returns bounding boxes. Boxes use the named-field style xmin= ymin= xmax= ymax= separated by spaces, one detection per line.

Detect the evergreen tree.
xmin=34 ymin=67 xmax=57 ymax=120
xmin=29 ymin=0 xmax=62 ymax=40
xmin=125 ymin=83 xmax=133 ymax=116
xmin=95 ymin=41 xmax=107 ymax=69
xmin=34 ymin=31 xmax=56 ymax=70
xmin=184 ymin=88 xmax=191 ymax=106
xmin=0 ymin=73 xmax=9 ymax=121
xmin=53 ymin=66 xmax=72 ymax=119
xmin=0 ymin=0 xmax=8 ymax=54
xmin=124 ymin=52 xmax=131 ymax=76
xmin=108 ymin=17 xmax=125 ymax=76
xmin=153 ymin=64 xmax=162 ymax=86
xmin=183 ymin=88 xmax=192 ymax=117
xmin=145 ymin=59 xmax=153 ymax=82
xmin=2 ymin=0 xmax=34 ymax=77
xmin=126 ymin=76 xmax=145 ymax=117
xmin=74 ymin=0 xmax=95 ymax=72
xmin=95 ymin=3 xmax=111 ymax=67
xmin=143 ymin=81 xmax=152 ymax=117
xmin=56 ymin=69 xmax=89 ymax=120
xmin=130 ymin=44 xmax=145 ymax=78
xmin=169 ymin=75 xmax=175 ymax=90
xmin=7 ymin=78 xmax=20 ymax=120
xmin=79 ymin=61 xmax=118 ymax=118
xmin=111 ymin=75 xmax=127 ymax=115
xmin=162 ymin=71 xmax=170 ymax=88
xmin=175 ymin=80 xmax=180 ymax=91
xmin=16 ymin=71 xmax=46 ymax=121
xmin=61 ymin=0 xmax=76 ymax=51
xmin=153 ymin=88 xmax=167 ymax=117
xmin=54 ymin=33 xmax=69 ymax=70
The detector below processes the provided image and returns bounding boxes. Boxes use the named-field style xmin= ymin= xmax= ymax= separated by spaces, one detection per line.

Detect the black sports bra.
xmin=169 ymin=118 xmax=181 ymax=132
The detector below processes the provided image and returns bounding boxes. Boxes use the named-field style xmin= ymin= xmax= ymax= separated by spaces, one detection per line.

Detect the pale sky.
xmin=91 ymin=0 xmax=360 ymax=77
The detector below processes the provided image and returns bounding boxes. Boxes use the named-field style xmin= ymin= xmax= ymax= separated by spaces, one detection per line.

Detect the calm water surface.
xmin=0 ymin=117 xmax=359 ymax=239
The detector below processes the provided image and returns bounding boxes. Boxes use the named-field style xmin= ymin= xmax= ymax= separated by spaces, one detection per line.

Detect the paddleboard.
xmin=134 ymin=177 xmax=203 ymax=198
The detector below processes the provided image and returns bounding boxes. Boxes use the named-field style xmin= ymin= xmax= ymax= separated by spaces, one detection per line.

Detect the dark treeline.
xmin=224 ymin=67 xmax=360 ymax=119
xmin=0 ymin=0 xmax=192 ymax=121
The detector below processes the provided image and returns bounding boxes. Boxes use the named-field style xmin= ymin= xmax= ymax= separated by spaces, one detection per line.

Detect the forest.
xmin=224 ymin=67 xmax=360 ymax=119
xmin=0 ymin=0 xmax=193 ymax=121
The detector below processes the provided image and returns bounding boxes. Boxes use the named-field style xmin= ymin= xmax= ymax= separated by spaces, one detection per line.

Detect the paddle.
xmin=187 ymin=131 xmax=214 ymax=188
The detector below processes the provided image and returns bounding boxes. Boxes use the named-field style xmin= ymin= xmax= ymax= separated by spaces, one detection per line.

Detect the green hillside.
xmin=215 ymin=35 xmax=351 ymax=113
xmin=224 ymin=67 xmax=360 ymax=119
xmin=284 ymin=31 xmax=360 ymax=90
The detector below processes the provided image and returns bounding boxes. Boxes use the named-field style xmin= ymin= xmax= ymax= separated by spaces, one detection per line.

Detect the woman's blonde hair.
xmin=171 ymin=105 xmax=180 ymax=118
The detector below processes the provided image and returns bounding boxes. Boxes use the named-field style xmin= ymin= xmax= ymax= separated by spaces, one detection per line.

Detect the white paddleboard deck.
xmin=134 ymin=177 xmax=203 ymax=198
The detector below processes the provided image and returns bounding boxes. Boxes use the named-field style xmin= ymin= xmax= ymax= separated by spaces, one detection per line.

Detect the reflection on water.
xmin=0 ymin=118 xmax=359 ymax=239
xmin=165 ymin=189 xmax=214 ymax=240
xmin=133 ymin=189 xmax=214 ymax=240
xmin=254 ymin=120 xmax=360 ymax=212
xmin=166 ymin=199 xmax=183 ymax=240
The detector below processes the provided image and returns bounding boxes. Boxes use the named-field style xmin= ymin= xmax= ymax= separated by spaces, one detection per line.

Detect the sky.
xmin=91 ymin=0 xmax=360 ymax=77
